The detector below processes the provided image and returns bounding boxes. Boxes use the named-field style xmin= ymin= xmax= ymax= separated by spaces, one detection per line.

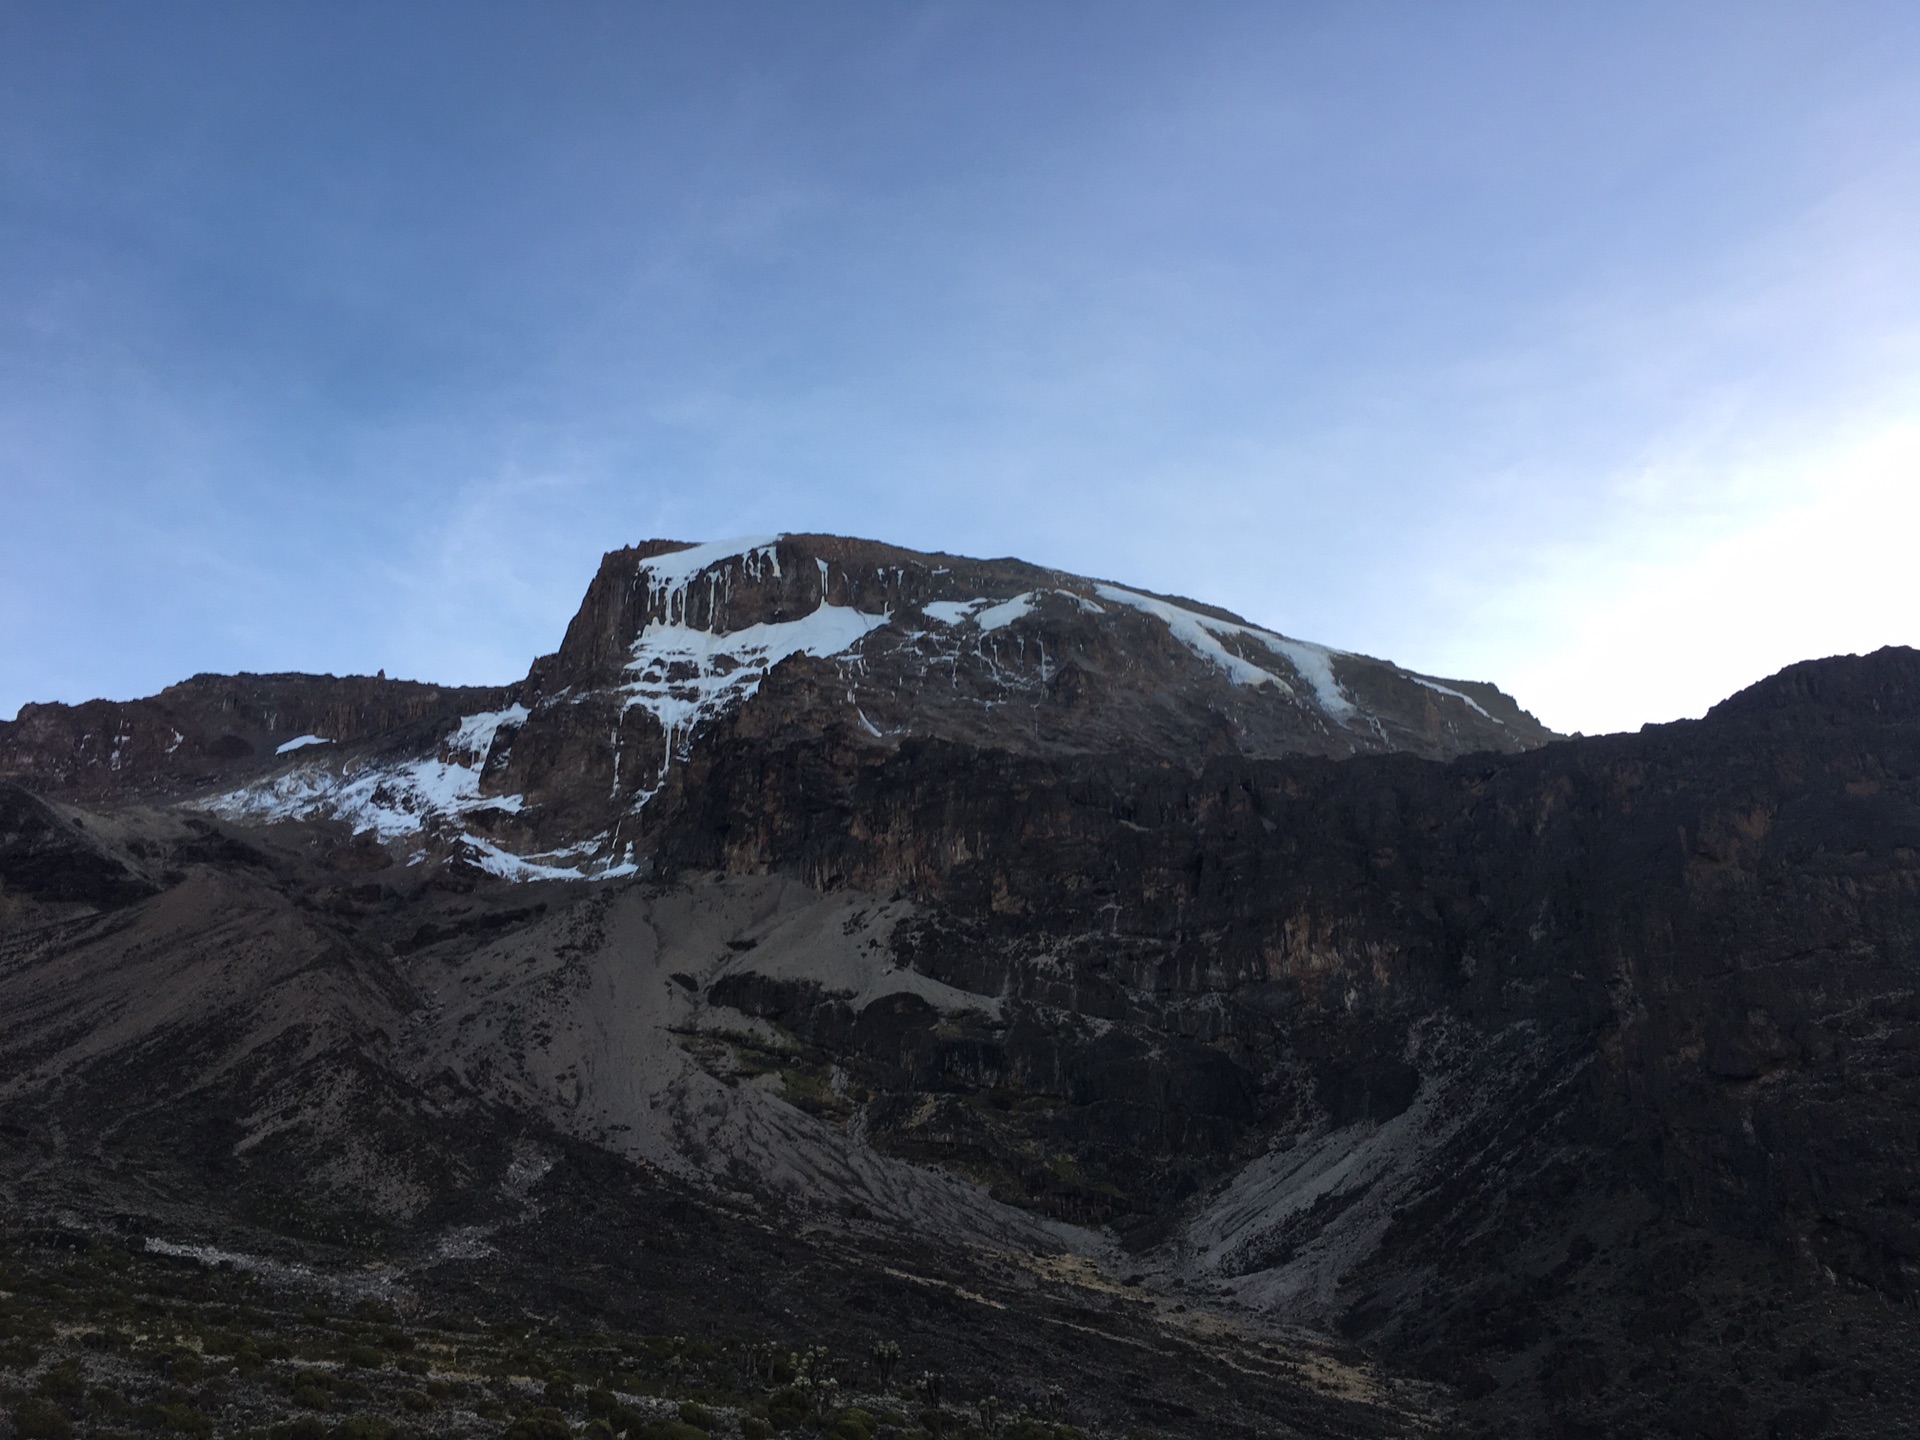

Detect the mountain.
xmin=4 ymin=534 xmax=1918 ymax=1440
xmin=3 ymin=536 xmax=1550 ymax=883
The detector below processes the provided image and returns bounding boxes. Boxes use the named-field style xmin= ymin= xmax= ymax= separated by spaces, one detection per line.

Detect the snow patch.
xmin=1407 ymin=674 xmax=1494 ymax=720
xmin=275 ymin=734 xmax=331 ymax=755
xmin=975 ymin=592 xmax=1037 ymax=633
xmin=622 ymin=603 xmax=892 ymax=782
xmin=208 ymin=706 xmax=529 ymax=838
xmin=638 ymin=536 xmax=783 ymax=592
xmin=924 ymin=589 xmax=1097 ymax=629
xmin=923 ymin=598 xmax=990 ymax=626
xmin=1092 ymin=584 xmax=1356 ymax=719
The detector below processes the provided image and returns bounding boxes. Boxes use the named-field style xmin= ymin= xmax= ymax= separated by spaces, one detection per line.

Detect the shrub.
xmin=585 ymin=1389 xmax=618 ymax=1419
xmin=582 ymin=1421 xmax=615 ymax=1440
xmin=36 ymin=1361 xmax=86 ymax=1403
xmin=330 ymin=1418 xmax=396 ymax=1440
xmin=149 ymin=1348 xmax=204 ymax=1384
xmin=639 ymin=1423 xmax=707 ymax=1440
xmin=271 ymin=1420 xmax=330 ymax=1440
xmin=401 ymin=1389 xmax=437 ymax=1413
xmin=766 ymin=1388 xmax=810 ymax=1432
xmin=136 ymin=1402 xmax=213 ymax=1436
xmin=502 ymin=1413 xmax=572 ymax=1440
xmin=12 ymin=1398 xmax=74 ymax=1440
xmin=378 ymin=1330 xmax=415 ymax=1352
xmin=740 ymin=1420 xmax=774 ymax=1440
xmin=346 ymin=1345 xmax=386 ymax=1369
xmin=292 ymin=1380 xmax=334 ymax=1411
xmin=678 ymin=1403 xmax=716 ymax=1430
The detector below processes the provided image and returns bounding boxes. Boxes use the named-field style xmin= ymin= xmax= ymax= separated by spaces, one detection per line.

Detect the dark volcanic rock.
xmin=486 ymin=534 xmax=1556 ymax=866
xmin=4 ymin=537 xmax=1917 ymax=1437
xmin=0 ymin=784 xmax=154 ymax=907
xmin=0 ymin=671 xmax=509 ymax=800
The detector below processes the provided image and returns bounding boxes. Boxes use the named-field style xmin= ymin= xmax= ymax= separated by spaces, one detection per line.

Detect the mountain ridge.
xmin=1 ymin=534 xmax=1555 ymax=882
xmin=4 ymin=537 xmax=1918 ymax=1439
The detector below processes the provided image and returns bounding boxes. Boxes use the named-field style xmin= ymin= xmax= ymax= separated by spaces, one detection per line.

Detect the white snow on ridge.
xmin=922 ymin=588 xmax=1101 ymax=629
xmin=1407 ymin=674 xmax=1494 ymax=720
xmin=621 ymin=602 xmax=892 ymax=779
xmin=974 ymin=592 xmax=1037 ymax=633
xmin=636 ymin=537 xmax=784 ymax=627
xmin=1092 ymin=584 xmax=1356 ymax=720
xmin=275 ymin=734 xmax=330 ymax=754
xmin=638 ymin=535 xmax=783 ymax=590
xmin=922 ymin=598 xmax=990 ymax=626
xmin=209 ymin=706 xmax=529 ymax=839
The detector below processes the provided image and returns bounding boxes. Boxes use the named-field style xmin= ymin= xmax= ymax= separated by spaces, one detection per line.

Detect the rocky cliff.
xmin=3 ymin=535 xmax=1546 ymax=880
xmin=3 ymin=536 xmax=1914 ymax=1439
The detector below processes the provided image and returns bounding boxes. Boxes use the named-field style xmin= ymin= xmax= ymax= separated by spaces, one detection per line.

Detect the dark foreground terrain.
xmin=4 ymin=536 xmax=1919 ymax=1439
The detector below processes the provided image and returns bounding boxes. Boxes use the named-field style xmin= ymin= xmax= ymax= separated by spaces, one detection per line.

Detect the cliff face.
xmin=0 ymin=672 xmax=508 ymax=801
xmin=4 ymin=538 xmax=1916 ymax=1437
xmin=69 ymin=535 xmax=1547 ymax=879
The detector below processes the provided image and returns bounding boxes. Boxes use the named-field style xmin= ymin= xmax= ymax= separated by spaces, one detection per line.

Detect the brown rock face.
xmin=484 ymin=534 xmax=1557 ymax=870
xmin=9 ymin=535 xmax=1550 ymax=878
xmin=0 ymin=672 xmax=508 ymax=801
xmin=31 ymin=540 xmax=1920 ymax=1435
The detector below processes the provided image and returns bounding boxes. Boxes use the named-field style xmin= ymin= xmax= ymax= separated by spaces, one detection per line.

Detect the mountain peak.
xmin=5 ymin=534 xmax=1555 ymax=881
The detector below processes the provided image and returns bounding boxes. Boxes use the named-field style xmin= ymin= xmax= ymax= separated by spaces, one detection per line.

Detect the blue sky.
xmin=4 ymin=2 xmax=1918 ymax=734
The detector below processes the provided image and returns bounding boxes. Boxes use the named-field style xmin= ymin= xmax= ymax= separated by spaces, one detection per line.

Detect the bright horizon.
xmin=4 ymin=4 xmax=1918 ymax=736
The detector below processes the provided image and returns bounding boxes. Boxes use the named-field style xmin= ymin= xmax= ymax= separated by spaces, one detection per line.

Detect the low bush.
xmin=502 ymin=1411 xmax=572 ymax=1440
xmin=145 ymin=1348 xmax=204 ymax=1384
xmin=11 ymin=1397 xmax=74 ymax=1440
xmin=330 ymin=1418 xmax=396 ymax=1440
xmin=36 ymin=1361 xmax=86 ymax=1403
xmin=291 ymin=1377 xmax=334 ymax=1411
xmin=135 ymin=1401 xmax=213 ymax=1436
xmin=765 ymin=1387 xmax=809 ymax=1431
